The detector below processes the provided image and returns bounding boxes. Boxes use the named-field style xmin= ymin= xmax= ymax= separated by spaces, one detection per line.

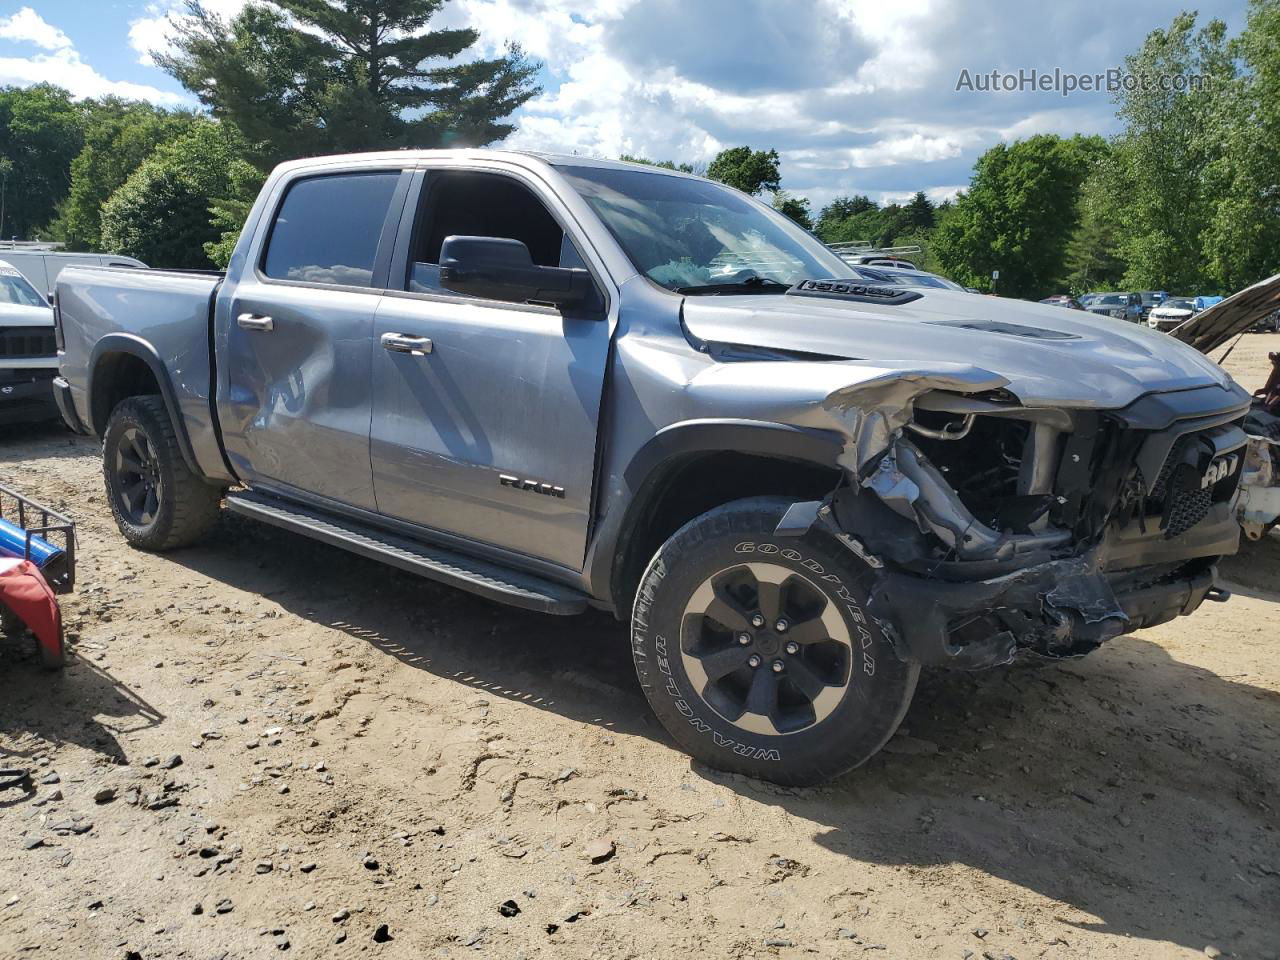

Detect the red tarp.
xmin=0 ymin=557 xmax=62 ymax=665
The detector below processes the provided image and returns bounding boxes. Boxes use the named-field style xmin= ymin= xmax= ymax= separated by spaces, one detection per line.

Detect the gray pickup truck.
xmin=53 ymin=151 xmax=1251 ymax=784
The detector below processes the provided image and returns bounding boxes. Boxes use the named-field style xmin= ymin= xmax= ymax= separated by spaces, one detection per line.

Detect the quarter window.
xmin=263 ymin=172 xmax=400 ymax=288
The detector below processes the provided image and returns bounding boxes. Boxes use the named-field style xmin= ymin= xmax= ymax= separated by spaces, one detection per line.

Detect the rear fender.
xmin=88 ymin=334 xmax=205 ymax=479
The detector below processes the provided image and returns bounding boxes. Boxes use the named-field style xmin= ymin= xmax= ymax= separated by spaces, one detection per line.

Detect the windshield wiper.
xmin=674 ymin=277 xmax=794 ymax=295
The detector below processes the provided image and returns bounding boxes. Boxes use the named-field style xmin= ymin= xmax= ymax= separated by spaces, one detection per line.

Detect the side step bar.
xmin=224 ymin=491 xmax=588 ymax=616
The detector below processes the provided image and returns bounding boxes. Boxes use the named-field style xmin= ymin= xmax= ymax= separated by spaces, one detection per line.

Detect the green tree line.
xmin=0 ymin=0 xmax=537 ymax=268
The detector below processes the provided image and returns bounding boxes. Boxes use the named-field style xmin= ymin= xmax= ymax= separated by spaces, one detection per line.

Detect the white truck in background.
xmin=0 ymin=260 xmax=59 ymax=425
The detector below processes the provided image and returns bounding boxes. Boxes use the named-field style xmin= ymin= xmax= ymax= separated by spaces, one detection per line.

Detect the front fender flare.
xmin=584 ymin=418 xmax=846 ymax=612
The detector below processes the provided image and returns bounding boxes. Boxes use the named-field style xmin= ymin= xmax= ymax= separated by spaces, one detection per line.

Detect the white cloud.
xmin=434 ymin=0 xmax=985 ymax=201
xmin=99 ymin=0 xmax=1249 ymax=205
xmin=128 ymin=0 xmax=250 ymax=66
xmin=0 ymin=7 xmax=72 ymax=52
xmin=848 ymin=132 xmax=969 ymax=168
xmin=0 ymin=6 xmax=187 ymax=104
xmin=878 ymin=185 xmax=968 ymax=206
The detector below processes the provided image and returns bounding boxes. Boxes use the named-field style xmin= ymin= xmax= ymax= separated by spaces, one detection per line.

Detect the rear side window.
xmin=263 ymin=172 xmax=400 ymax=287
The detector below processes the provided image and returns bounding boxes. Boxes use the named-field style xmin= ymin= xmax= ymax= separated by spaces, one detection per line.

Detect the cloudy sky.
xmin=1 ymin=0 xmax=1247 ymax=211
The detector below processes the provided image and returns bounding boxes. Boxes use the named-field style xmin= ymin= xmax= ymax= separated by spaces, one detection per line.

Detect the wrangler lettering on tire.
xmin=631 ymin=496 xmax=919 ymax=786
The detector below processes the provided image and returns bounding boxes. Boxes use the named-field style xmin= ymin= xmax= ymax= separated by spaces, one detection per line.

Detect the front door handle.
xmin=237 ymin=313 xmax=274 ymax=331
xmin=381 ymin=332 xmax=433 ymax=356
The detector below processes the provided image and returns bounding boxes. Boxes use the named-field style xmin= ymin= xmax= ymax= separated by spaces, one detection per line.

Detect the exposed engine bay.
xmin=791 ymin=378 xmax=1248 ymax=669
xmin=1238 ymin=352 xmax=1280 ymax=541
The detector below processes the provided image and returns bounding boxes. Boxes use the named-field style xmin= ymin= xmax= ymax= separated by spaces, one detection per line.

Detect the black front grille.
xmin=0 ymin=327 xmax=56 ymax=359
xmin=1149 ymin=432 xmax=1242 ymax=538
xmin=1163 ymin=487 xmax=1213 ymax=538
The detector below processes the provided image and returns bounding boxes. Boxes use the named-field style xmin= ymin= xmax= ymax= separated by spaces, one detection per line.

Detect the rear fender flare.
xmin=88 ymin=333 xmax=201 ymax=477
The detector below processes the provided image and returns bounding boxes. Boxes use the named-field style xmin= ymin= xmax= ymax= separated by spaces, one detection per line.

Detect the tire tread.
xmin=102 ymin=395 xmax=222 ymax=551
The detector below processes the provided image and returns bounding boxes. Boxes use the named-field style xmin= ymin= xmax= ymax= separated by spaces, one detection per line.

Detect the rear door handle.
xmin=237 ymin=313 xmax=274 ymax=331
xmin=381 ymin=332 xmax=433 ymax=356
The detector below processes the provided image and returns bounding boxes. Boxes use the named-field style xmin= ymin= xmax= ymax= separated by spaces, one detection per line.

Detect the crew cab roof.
xmin=268 ymin=149 xmax=704 ymax=181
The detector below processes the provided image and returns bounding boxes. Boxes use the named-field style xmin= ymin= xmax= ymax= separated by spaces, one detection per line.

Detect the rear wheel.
xmin=102 ymin=396 xmax=222 ymax=550
xmin=631 ymin=497 xmax=918 ymax=786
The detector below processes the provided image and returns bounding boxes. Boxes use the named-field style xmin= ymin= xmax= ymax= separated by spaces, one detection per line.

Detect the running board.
xmin=224 ymin=491 xmax=588 ymax=615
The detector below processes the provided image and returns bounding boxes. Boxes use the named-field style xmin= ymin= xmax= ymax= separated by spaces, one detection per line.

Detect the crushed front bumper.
xmin=798 ymin=380 xmax=1251 ymax=670
xmin=867 ymin=551 xmax=1222 ymax=670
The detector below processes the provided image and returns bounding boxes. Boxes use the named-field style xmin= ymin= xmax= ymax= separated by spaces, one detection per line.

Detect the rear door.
xmin=217 ymin=167 xmax=411 ymax=510
xmin=369 ymin=166 xmax=613 ymax=570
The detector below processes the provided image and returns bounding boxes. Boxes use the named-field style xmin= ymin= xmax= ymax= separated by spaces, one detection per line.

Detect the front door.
xmin=218 ymin=169 xmax=408 ymax=511
xmin=369 ymin=168 xmax=612 ymax=570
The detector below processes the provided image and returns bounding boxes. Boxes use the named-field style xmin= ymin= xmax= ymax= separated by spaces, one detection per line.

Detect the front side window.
xmin=557 ymin=164 xmax=854 ymax=292
xmin=0 ymin=271 xmax=46 ymax=307
xmin=263 ymin=172 xmax=400 ymax=288
xmin=407 ymin=170 xmax=586 ymax=297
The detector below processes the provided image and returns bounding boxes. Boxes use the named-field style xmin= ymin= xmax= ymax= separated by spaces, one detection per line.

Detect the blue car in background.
xmin=1194 ymin=295 xmax=1225 ymax=311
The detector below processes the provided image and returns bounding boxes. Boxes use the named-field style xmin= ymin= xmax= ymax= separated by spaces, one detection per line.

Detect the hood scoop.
xmin=787 ymin=279 xmax=921 ymax=306
xmin=926 ymin=318 xmax=1079 ymax=340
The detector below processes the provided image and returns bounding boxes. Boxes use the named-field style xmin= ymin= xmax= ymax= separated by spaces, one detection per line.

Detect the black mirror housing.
xmin=439 ymin=236 xmax=593 ymax=307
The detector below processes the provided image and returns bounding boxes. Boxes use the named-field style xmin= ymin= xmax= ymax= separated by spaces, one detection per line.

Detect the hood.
xmin=0 ymin=303 xmax=54 ymax=327
xmin=1170 ymin=273 xmax=1280 ymax=355
xmin=681 ymin=288 xmax=1232 ymax=409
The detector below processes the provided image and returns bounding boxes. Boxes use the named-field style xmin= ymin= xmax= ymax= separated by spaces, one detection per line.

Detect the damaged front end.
xmin=783 ymin=373 xmax=1250 ymax=670
xmin=1237 ymin=352 xmax=1280 ymax=541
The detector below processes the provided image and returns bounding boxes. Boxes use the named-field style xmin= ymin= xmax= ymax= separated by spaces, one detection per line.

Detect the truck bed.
xmin=55 ymin=264 xmax=228 ymax=479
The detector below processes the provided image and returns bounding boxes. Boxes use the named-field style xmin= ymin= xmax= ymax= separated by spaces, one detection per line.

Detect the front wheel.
xmin=102 ymin=396 xmax=222 ymax=551
xmin=631 ymin=497 xmax=918 ymax=786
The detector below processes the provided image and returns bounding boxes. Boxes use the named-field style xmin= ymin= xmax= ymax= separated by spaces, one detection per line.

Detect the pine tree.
xmin=156 ymin=0 xmax=540 ymax=166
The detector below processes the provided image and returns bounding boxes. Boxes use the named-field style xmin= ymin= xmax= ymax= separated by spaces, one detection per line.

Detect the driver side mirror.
xmin=439 ymin=236 xmax=593 ymax=307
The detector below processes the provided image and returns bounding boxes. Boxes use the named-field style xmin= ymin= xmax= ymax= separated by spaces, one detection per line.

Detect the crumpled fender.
xmin=817 ymin=364 xmax=1009 ymax=475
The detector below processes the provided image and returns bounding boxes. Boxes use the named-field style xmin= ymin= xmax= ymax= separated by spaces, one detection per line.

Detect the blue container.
xmin=0 ymin=516 xmax=63 ymax=568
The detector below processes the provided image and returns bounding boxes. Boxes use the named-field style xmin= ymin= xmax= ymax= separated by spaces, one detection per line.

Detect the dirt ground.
xmin=1 ymin=335 xmax=1277 ymax=960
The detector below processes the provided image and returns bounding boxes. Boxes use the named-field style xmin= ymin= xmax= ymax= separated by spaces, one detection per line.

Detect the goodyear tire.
xmin=102 ymin=396 xmax=222 ymax=551
xmin=632 ymin=497 xmax=918 ymax=786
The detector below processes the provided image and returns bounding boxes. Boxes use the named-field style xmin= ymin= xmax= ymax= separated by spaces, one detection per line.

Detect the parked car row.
xmin=1037 ymin=289 xmax=1267 ymax=335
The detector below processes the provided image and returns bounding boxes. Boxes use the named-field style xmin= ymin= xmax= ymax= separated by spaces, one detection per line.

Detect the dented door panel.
xmin=217 ymin=279 xmax=381 ymax=510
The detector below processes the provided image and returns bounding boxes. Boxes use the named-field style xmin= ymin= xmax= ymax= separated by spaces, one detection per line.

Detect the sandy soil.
xmin=1 ymin=335 xmax=1277 ymax=960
